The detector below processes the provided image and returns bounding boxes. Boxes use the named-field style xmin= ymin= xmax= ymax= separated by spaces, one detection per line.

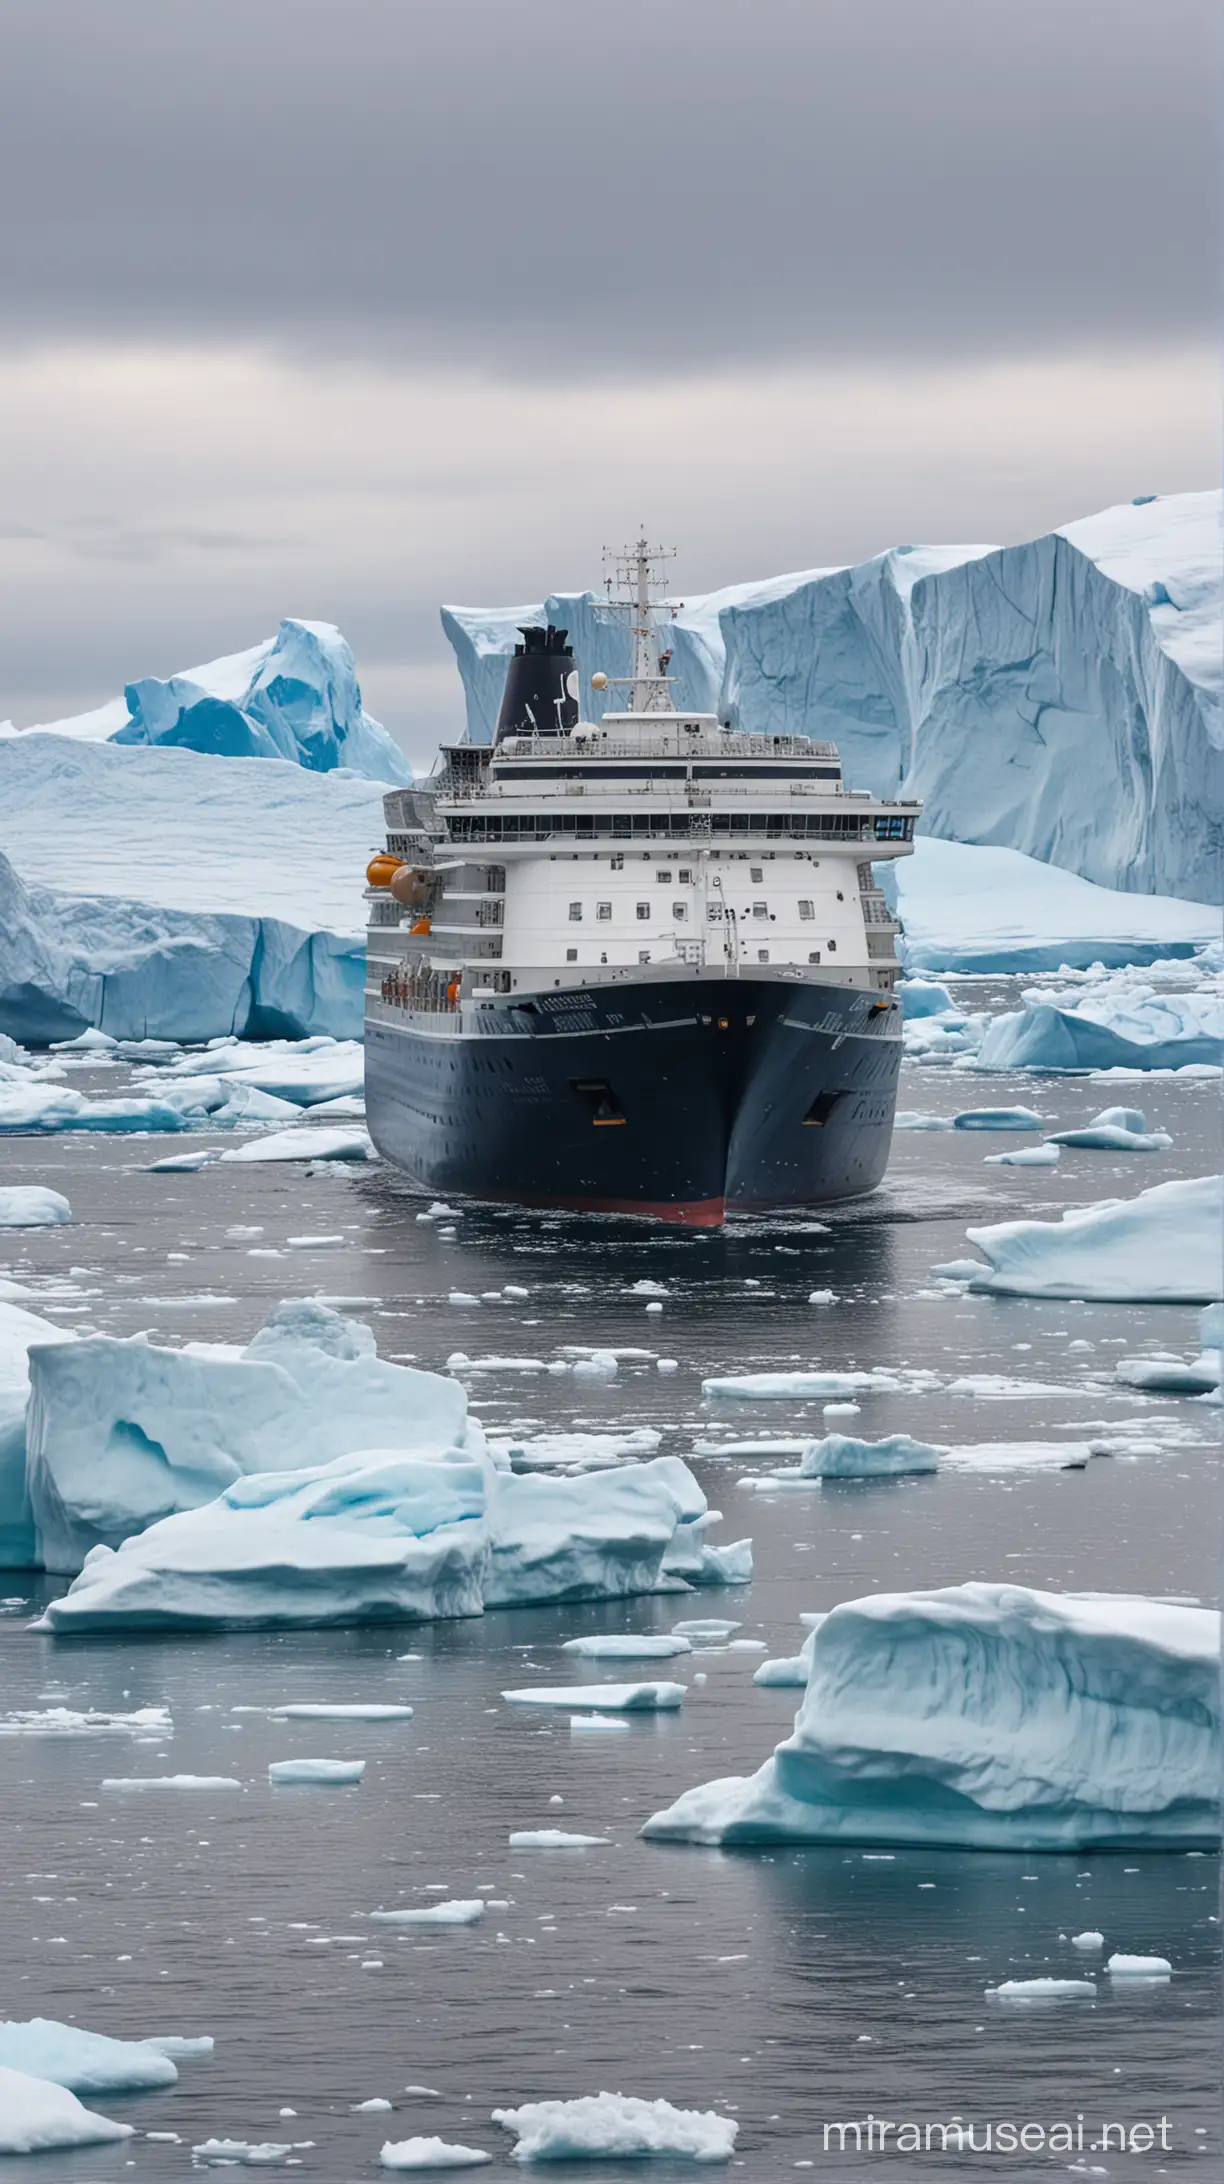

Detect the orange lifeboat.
xmin=366 ymin=853 xmax=402 ymax=890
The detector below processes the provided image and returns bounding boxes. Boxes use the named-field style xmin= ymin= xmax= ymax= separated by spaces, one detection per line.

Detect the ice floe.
xmin=491 ymin=2091 xmax=737 ymax=2163
xmin=268 ymin=1759 xmax=366 ymax=1785
xmin=507 ymin=1830 xmax=611 ymax=1848
xmin=984 ymin=1144 xmax=1060 ymax=1167
xmin=989 ymin=1978 xmax=1096 ymax=2002
xmin=952 ymin=1107 xmax=1045 ymax=1132
xmin=0 ymin=2017 xmax=178 ymax=2093
xmin=561 ymin=1634 xmax=691 ymax=1659
xmin=1107 ymin=1952 xmax=1172 ymax=1979
xmin=642 ymin=1583 xmax=1220 ymax=1850
xmin=0 ymin=2065 xmax=134 ymax=2153
xmin=380 ymin=2139 xmax=492 ymax=2170
xmin=102 ymin=1774 xmax=241 ymax=1791
xmin=218 ymin=1124 xmax=375 ymax=1164
xmin=797 ymin=1433 xmax=940 ymax=1479
xmin=369 ymin=1900 xmax=485 ymax=1926
xmin=974 ymin=977 xmax=1223 ymax=1073
xmin=961 ymin=1175 xmax=1222 ymax=1302
xmin=1046 ymin=1106 xmax=1172 ymax=1152
xmin=503 ymin=1683 xmax=685 ymax=1711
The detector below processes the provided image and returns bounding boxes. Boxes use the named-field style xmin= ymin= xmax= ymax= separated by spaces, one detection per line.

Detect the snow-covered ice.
xmin=268 ymin=1759 xmax=366 ymax=1785
xmin=974 ymin=979 xmax=1223 ymax=1073
xmin=642 ymin=1583 xmax=1220 ymax=1850
xmin=0 ymin=1294 xmax=75 ymax=1565
xmin=1071 ymin=1931 xmax=1105 ymax=1950
xmin=893 ymin=839 xmax=1219 ymax=974
xmin=492 ymin=2090 xmax=737 ymax=2163
xmin=102 ymin=1774 xmax=242 ymax=1790
xmin=0 ymin=2017 xmax=177 ymax=2093
xmin=0 ymin=2065 xmax=134 ymax=2153
xmin=0 ymin=1186 xmax=72 ymax=1225
xmin=1107 ymin=1953 xmax=1172 ymax=1978
xmin=989 ymin=1979 xmax=1096 ymax=2002
xmin=984 ymin=1144 xmax=1061 ymax=1168
xmin=218 ymin=1125 xmax=375 ymax=1164
xmin=368 ymin=1901 xmax=486 ymax=1927
xmin=507 ymin=1830 xmax=611 ymax=1848
xmin=271 ymin=1703 xmax=413 ymax=1721
xmin=962 ymin=1176 xmax=1222 ymax=1302
xmin=380 ymin=2139 xmax=492 ymax=2171
xmin=561 ymin=1634 xmax=691 ymax=1659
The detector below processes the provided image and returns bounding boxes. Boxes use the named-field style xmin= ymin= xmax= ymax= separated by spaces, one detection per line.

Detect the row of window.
xmin=567 ymin=899 xmax=833 ymax=926
xmin=561 ymin=946 xmax=818 ymax=966
xmin=446 ymin=812 xmax=906 ymax=842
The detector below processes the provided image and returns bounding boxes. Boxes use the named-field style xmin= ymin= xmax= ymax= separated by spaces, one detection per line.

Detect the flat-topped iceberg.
xmin=642 ymin=1583 xmax=1220 ymax=1851
xmin=796 ymin=1434 xmax=940 ymax=1479
xmin=23 ymin=618 xmax=410 ymax=783
xmin=961 ymin=1175 xmax=1222 ymax=1302
xmin=26 ymin=1300 xmax=474 ymax=1574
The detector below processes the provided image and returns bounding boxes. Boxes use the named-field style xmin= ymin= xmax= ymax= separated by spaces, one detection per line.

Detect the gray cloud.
xmin=0 ymin=0 xmax=1216 ymax=370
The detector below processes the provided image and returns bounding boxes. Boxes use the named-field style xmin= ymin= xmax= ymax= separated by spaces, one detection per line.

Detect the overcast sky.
xmin=0 ymin=0 xmax=1217 ymax=763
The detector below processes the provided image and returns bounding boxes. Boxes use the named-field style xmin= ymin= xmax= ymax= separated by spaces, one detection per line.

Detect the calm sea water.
xmin=0 ymin=1039 xmax=1218 ymax=2179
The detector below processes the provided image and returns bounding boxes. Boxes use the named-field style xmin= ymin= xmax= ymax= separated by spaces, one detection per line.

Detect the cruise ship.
xmin=364 ymin=542 xmax=920 ymax=1225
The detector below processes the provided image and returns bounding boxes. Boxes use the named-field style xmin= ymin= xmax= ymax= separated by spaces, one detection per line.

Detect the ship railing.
xmin=497 ymin=731 xmax=840 ymax=762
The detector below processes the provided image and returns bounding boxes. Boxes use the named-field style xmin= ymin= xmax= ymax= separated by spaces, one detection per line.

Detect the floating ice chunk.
xmin=893 ymin=1112 xmax=955 ymax=1131
xmin=984 ymin=1144 xmax=1061 ymax=1168
xmin=1114 ymin=1353 xmax=1219 ymax=1394
xmin=191 ymin=2139 xmax=293 ymax=2165
xmin=1107 ymin=1952 xmax=1172 ymax=1978
xmin=0 ymin=1186 xmax=72 ymax=1226
xmin=561 ymin=1635 xmax=691 ymax=1659
xmin=952 ymin=1108 xmax=1045 ymax=1132
xmin=753 ymin=1629 xmax=820 ymax=1688
xmin=963 ymin=1175 xmax=1223 ymax=1302
xmin=52 ymin=1026 xmax=118 ymax=1051
xmin=219 ymin=1126 xmax=375 ymax=1164
xmin=369 ymin=1900 xmax=486 ymax=1926
xmin=1071 ymin=1931 xmax=1105 ymax=1950
xmin=504 ymin=1683 xmax=684 ymax=1711
xmin=989 ymin=1978 xmax=1096 ymax=2001
xmin=354 ymin=2099 xmax=393 ymax=2112
xmin=143 ymin=2034 xmax=214 ymax=2058
xmin=629 ymin=1281 xmax=669 ymax=1296
xmin=571 ymin=1350 xmax=619 ymax=1378
xmin=702 ymin=1370 xmax=890 ymax=1401
xmin=796 ymin=1434 xmax=940 ymax=1479
xmin=269 ymin=1759 xmax=366 ymax=1784
xmin=380 ymin=2138 xmax=492 ymax=2170
xmin=0 ymin=2065 xmax=134 ymax=2152
xmin=642 ymin=1584 xmax=1219 ymax=1850
xmin=492 ymin=2090 xmax=737 ymax=2163
xmin=0 ymin=2017 xmax=177 ymax=2093
xmin=570 ymin=1716 xmax=630 ymax=1732
xmin=102 ymin=1774 xmax=241 ymax=1790
xmin=687 ymin=1537 xmax=753 ymax=1585
xmin=1047 ymin=1106 xmax=1173 ymax=1152
xmin=671 ymin=1619 xmax=740 ymax=1638
xmin=975 ymin=985 xmax=1223 ymax=1073
xmin=145 ymin=1149 xmax=215 ymax=1173
xmin=507 ymin=1830 xmax=611 ymax=1848
xmin=448 ymin=1293 xmax=481 ymax=1308
xmin=645 ymin=1302 xmax=663 ymax=1316
xmin=899 ymin=979 xmax=956 ymax=1018
xmin=272 ymin=1704 xmax=412 ymax=1721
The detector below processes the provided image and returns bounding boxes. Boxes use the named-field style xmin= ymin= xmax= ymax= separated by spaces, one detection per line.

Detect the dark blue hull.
xmin=365 ymin=977 xmax=901 ymax=1225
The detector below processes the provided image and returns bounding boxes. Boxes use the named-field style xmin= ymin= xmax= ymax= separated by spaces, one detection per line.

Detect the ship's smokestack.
xmin=494 ymin=624 xmax=579 ymax=743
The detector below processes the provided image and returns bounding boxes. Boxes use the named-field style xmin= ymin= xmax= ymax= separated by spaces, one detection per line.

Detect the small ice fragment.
xmin=380 ymin=2138 xmax=492 ymax=2170
xmin=271 ymin=1704 xmax=412 ymax=1721
xmin=142 ymin=2035 xmax=214 ymax=2059
xmin=354 ymin=2098 xmax=393 ymax=2112
xmin=645 ymin=1302 xmax=664 ymax=1316
xmin=507 ymin=1831 xmax=611 ymax=1849
xmin=1106 ymin=1952 xmax=1172 ymax=1978
xmin=989 ymin=1978 xmax=1096 ymax=2000
xmin=569 ymin=1716 xmax=630 ymax=1733
xmin=656 ymin=1359 xmax=679 ymax=1373
xmin=1071 ymin=1931 xmax=1105 ymax=1950
xmin=561 ymin=1635 xmax=691 ymax=1660
xmin=368 ymin=1901 xmax=486 ymax=1926
xmin=269 ymin=1759 xmax=365 ymax=1786
xmin=502 ymin=1683 xmax=684 ymax=1711
xmin=101 ymin=1775 xmax=240 ymax=1791
xmin=807 ymin=1290 xmax=837 ymax=1305
xmin=448 ymin=1293 xmax=480 ymax=1307
xmin=191 ymin=2139 xmax=293 ymax=2165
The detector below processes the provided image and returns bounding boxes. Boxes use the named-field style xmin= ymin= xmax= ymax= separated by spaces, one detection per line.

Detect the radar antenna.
xmin=602 ymin=535 xmax=681 ymax=713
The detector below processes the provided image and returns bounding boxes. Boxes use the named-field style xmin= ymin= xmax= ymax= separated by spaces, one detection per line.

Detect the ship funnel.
xmin=494 ymin=624 xmax=580 ymax=743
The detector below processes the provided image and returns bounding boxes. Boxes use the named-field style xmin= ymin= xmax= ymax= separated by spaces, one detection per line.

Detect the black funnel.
xmin=494 ymin=624 xmax=579 ymax=742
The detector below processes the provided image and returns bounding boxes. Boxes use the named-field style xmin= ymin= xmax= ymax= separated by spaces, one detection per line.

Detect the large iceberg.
xmin=972 ymin=976 xmax=1223 ymax=1072
xmin=641 ymin=1583 xmax=1220 ymax=1851
xmin=447 ymin=492 xmax=1222 ymax=899
xmin=961 ymin=1174 xmax=1222 ymax=1302
xmin=26 ymin=1301 xmax=473 ymax=1574
xmin=0 ymin=736 xmax=382 ymax=1043
xmin=18 ymin=619 xmax=411 ymax=783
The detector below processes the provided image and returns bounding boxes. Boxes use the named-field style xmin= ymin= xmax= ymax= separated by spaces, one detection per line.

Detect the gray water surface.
xmin=0 ymin=1055 xmax=1218 ymax=2179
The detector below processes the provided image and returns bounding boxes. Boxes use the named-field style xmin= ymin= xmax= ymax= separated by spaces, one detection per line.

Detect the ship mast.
xmin=604 ymin=535 xmax=678 ymax=712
